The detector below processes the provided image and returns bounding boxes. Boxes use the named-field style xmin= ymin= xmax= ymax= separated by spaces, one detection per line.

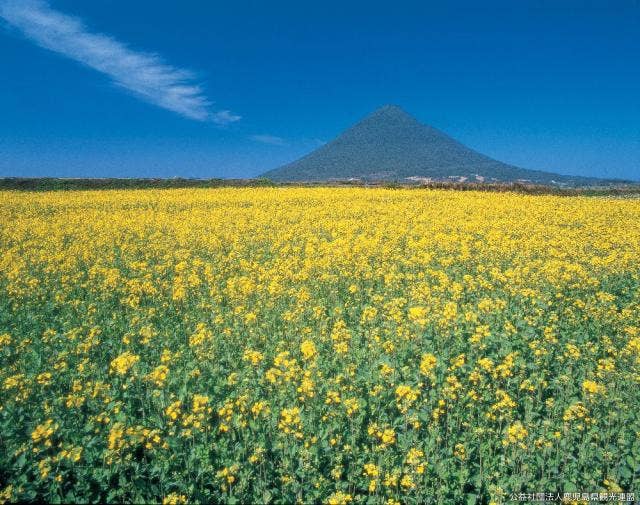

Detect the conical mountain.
xmin=262 ymin=105 xmax=614 ymax=185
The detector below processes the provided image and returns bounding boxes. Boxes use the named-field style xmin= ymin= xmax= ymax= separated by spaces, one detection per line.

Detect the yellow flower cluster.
xmin=31 ymin=419 xmax=57 ymax=447
xmin=326 ymin=491 xmax=353 ymax=505
xmin=503 ymin=421 xmax=528 ymax=447
xmin=368 ymin=423 xmax=396 ymax=448
xmin=419 ymin=353 xmax=437 ymax=378
xmin=162 ymin=493 xmax=187 ymax=505
xmin=395 ymin=384 xmax=419 ymax=413
xmin=109 ymin=352 xmax=140 ymax=376
xmin=582 ymin=380 xmax=606 ymax=396
xmin=242 ymin=349 xmax=264 ymax=366
xmin=278 ymin=407 xmax=303 ymax=438
xmin=300 ymin=340 xmax=318 ymax=361
xmin=146 ymin=365 xmax=169 ymax=387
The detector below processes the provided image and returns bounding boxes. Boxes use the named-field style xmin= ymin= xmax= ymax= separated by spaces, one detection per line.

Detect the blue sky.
xmin=1 ymin=0 xmax=638 ymax=180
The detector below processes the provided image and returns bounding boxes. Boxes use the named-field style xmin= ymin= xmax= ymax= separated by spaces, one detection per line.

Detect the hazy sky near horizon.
xmin=1 ymin=0 xmax=638 ymax=180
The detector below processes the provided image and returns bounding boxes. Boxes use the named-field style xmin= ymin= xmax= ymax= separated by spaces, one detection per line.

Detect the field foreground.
xmin=1 ymin=188 xmax=639 ymax=504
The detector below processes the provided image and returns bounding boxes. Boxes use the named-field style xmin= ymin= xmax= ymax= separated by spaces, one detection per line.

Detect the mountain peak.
xmin=366 ymin=104 xmax=416 ymax=121
xmin=261 ymin=105 xmax=610 ymax=186
xmin=350 ymin=104 xmax=424 ymax=135
xmin=374 ymin=104 xmax=406 ymax=113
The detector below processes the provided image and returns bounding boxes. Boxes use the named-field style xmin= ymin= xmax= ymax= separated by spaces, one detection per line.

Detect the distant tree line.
xmin=1 ymin=177 xmax=639 ymax=196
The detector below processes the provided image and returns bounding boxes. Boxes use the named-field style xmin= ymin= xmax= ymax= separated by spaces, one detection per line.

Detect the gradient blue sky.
xmin=1 ymin=0 xmax=639 ymax=180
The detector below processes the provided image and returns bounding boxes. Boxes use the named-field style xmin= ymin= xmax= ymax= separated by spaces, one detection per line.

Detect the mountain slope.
xmin=262 ymin=105 xmax=621 ymax=185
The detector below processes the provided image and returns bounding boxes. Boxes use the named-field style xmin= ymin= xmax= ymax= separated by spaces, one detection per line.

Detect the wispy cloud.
xmin=251 ymin=134 xmax=287 ymax=146
xmin=0 ymin=0 xmax=240 ymax=123
xmin=212 ymin=110 xmax=241 ymax=125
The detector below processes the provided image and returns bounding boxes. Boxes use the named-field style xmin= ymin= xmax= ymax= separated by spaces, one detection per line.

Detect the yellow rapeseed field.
xmin=0 ymin=188 xmax=639 ymax=504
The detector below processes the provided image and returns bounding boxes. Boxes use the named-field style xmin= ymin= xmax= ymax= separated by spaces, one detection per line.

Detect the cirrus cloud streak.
xmin=0 ymin=0 xmax=240 ymax=123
